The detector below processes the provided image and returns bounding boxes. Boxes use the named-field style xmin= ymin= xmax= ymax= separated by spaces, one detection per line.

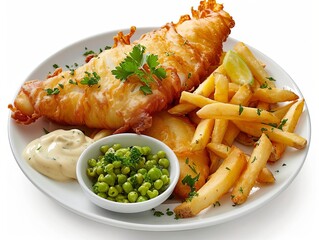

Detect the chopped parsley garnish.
xmin=251 ymin=156 xmax=257 ymax=163
xmin=53 ymin=64 xmax=59 ymax=69
xmin=166 ymin=208 xmax=174 ymax=216
xmin=182 ymin=173 xmax=200 ymax=201
xmin=266 ymin=76 xmax=276 ymax=81
xmin=239 ymin=104 xmax=244 ymax=115
xmin=83 ymin=50 xmax=96 ymax=56
xmin=45 ymin=87 xmax=60 ymax=95
xmin=111 ymin=44 xmax=167 ymax=95
xmin=80 ymin=71 xmax=101 ymax=86
xmin=278 ymin=118 xmax=288 ymax=130
xmin=69 ymin=79 xmax=78 ymax=85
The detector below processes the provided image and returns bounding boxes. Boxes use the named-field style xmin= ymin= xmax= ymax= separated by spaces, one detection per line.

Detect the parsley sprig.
xmin=111 ymin=44 xmax=167 ymax=95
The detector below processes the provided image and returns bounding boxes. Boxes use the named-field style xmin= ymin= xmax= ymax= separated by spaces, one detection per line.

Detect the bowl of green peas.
xmin=76 ymin=133 xmax=180 ymax=213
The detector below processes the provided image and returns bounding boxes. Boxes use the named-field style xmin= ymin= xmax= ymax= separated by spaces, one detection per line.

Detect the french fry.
xmin=207 ymin=142 xmax=275 ymax=184
xmin=206 ymin=142 xmax=232 ymax=159
xmin=233 ymin=42 xmax=276 ymax=88
xmin=281 ymin=99 xmax=305 ymax=132
xmin=271 ymin=100 xmax=297 ymax=120
xmin=197 ymin=102 xmax=280 ymax=123
xmin=222 ymin=121 xmax=241 ymax=146
xmin=211 ymin=120 xmax=229 ymax=143
xmin=269 ymin=99 xmax=305 ymax=161
xmin=228 ymin=82 xmax=240 ymax=99
xmin=257 ymin=167 xmax=275 ymax=184
xmin=174 ymin=146 xmax=247 ymax=218
xmin=180 ymin=91 xmax=216 ymax=108
xmin=229 ymin=84 xmax=253 ymax=106
xmin=251 ymin=88 xmax=299 ymax=103
xmin=213 ymin=72 xmax=229 ymax=103
xmin=167 ymin=102 xmax=197 ymax=115
xmin=208 ymin=73 xmax=229 ymax=173
xmin=190 ymin=119 xmax=214 ymax=151
xmin=233 ymin=121 xmax=307 ymax=149
xmin=221 ymin=84 xmax=253 ymax=145
xmin=168 ymin=66 xmax=218 ymax=115
xmin=231 ymin=133 xmax=272 ymax=205
xmin=256 ymin=101 xmax=270 ymax=111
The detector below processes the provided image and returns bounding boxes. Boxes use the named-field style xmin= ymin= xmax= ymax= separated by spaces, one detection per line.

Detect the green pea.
xmin=115 ymin=184 xmax=123 ymax=194
xmin=134 ymin=173 xmax=144 ymax=185
xmin=97 ymin=192 xmax=107 ymax=198
xmin=124 ymin=151 xmax=131 ymax=158
xmin=137 ymin=196 xmax=148 ymax=202
xmin=158 ymin=158 xmax=170 ymax=168
xmin=97 ymin=182 xmax=109 ymax=193
xmin=98 ymin=174 xmax=106 ymax=182
xmin=142 ymin=182 xmax=152 ymax=189
xmin=154 ymin=179 xmax=164 ymax=190
xmin=86 ymin=167 xmax=97 ymax=178
xmin=117 ymin=174 xmax=127 ymax=185
xmin=104 ymin=173 xmax=115 ymax=186
xmin=104 ymin=163 xmax=114 ymax=173
xmin=112 ymin=143 xmax=121 ymax=151
xmin=96 ymin=166 xmax=104 ymax=175
xmin=121 ymin=166 xmax=130 ymax=175
xmin=161 ymin=174 xmax=169 ymax=185
xmin=116 ymin=194 xmax=126 ymax=202
xmin=148 ymin=167 xmax=162 ymax=181
xmin=136 ymin=157 xmax=146 ymax=169
xmin=128 ymin=191 xmax=138 ymax=203
xmin=138 ymin=185 xmax=148 ymax=196
xmin=151 ymin=154 xmax=159 ymax=161
xmin=108 ymin=186 xmax=119 ymax=197
xmin=113 ymin=160 xmax=122 ymax=168
xmin=122 ymin=182 xmax=133 ymax=194
xmin=142 ymin=146 xmax=151 ymax=155
xmin=100 ymin=145 xmax=109 ymax=154
xmin=145 ymin=160 xmax=154 ymax=170
xmin=147 ymin=189 xmax=159 ymax=199
xmin=87 ymin=158 xmax=97 ymax=167
xmin=157 ymin=150 xmax=166 ymax=159
xmin=162 ymin=169 xmax=169 ymax=176
xmin=114 ymin=148 xmax=127 ymax=158
xmin=137 ymin=168 xmax=147 ymax=175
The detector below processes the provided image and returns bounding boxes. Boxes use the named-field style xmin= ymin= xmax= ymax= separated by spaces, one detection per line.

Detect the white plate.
xmin=8 ymin=27 xmax=311 ymax=231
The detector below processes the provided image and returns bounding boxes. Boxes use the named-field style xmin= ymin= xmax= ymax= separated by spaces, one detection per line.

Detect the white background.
xmin=1 ymin=0 xmax=318 ymax=239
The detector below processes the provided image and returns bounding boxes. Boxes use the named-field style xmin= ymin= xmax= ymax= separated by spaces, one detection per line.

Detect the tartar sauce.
xmin=23 ymin=129 xmax=94 ymax=181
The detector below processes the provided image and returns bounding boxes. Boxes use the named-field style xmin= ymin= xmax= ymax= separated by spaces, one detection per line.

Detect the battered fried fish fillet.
xmin=8 ymin=0 xmax=234 ymax=133
xmin=142 ymin=111 xmax=210 ymax=200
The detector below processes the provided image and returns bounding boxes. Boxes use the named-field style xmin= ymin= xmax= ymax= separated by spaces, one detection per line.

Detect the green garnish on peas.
xmin=86 ymin=144 xmax=171 ymax=203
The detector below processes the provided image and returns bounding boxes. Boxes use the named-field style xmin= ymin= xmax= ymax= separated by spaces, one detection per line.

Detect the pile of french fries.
xmin=171 ymin=42 xmax=307 ymax=218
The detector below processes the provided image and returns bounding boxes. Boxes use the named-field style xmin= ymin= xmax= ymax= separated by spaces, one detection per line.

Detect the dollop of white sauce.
xmin=23 ymin=129 xmax=94 ymax=181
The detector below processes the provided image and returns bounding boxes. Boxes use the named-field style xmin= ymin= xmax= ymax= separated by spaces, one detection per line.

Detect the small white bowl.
xmin=76 ymin=133 xmax=180 ymax=213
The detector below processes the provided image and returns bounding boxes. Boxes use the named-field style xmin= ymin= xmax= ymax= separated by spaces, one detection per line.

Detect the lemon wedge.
xmin=222 ymin=50 xmax=254 ymax=85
